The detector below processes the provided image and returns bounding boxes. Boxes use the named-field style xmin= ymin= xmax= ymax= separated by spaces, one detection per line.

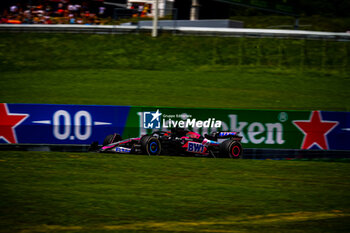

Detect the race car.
xmin=89 ymin=128 xmax=243 ymax=158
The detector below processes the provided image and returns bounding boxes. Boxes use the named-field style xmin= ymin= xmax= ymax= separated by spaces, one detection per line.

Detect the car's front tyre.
xmin=140 ymin=135 xmax=161 ymax=155
xmin=103 ymin=133 xmax=122 ymax=146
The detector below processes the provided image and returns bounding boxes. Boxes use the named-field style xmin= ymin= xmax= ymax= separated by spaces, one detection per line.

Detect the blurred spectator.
xmin=98 ymin=6 xmax=106 ymax=17
xmin=0 ymin=0 xmax=108 ymax=25
xmin=10 ymin=5 xmax=19 ymax=14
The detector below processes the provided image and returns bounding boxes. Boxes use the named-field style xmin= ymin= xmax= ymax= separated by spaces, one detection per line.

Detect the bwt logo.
xmin=187 ymin=142 xmax=205 ymax=153
xmin=143 ymin=109 xmax=162 ymax=129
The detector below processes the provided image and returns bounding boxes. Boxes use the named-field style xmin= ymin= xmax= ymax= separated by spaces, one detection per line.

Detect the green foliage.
xmin=0 ymin=151 xmax=349 ymax=232
xmin=0 ymin=33 xmax=349 ymax=72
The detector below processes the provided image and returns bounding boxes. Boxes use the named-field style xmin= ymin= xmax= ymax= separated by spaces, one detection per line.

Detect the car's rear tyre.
xmin=103 ymin=133 xmax=122 ymax=146
xmin=220 ymin=139 xmax=243 ymax=159
xmin=140 ymin=135 xmax=161 ymax=155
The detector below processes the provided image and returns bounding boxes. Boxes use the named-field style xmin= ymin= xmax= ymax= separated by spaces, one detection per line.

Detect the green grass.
xmin=0 ymin=33 xmax=349 ymax=111
xmin=1 ymin=68 xmax=349 ymax=111
xmin=0 ymin=151 xmax=349 ymax=232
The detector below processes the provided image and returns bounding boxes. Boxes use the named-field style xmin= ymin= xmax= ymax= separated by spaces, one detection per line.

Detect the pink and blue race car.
xmin=90 ymin=128 xmax=243 ymax=158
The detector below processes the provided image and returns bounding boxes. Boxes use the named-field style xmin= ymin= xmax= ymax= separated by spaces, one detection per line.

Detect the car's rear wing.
xmin=205 ymin=131 xmax=242 ymax=141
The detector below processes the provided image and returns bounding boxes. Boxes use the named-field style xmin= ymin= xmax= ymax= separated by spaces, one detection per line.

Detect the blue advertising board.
xmin=0 ymin=103 xmax=130 ymax=144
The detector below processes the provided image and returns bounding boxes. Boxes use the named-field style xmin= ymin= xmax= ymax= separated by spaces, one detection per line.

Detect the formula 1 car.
xmin=90 ymin=128 xmax=243 ymax=158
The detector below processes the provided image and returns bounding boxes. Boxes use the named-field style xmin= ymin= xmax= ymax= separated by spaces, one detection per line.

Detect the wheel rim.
xmin=231 ymin=145 xmax=241 ymax=157
xmin=149 ymin=141 xmax=158 ymax=154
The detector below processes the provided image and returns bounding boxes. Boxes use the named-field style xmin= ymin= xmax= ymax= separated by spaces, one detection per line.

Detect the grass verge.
xmin=0 ymin=151 xmax=349 ymax=232
xmin=1 ymin=68 xmax=349 ymax=111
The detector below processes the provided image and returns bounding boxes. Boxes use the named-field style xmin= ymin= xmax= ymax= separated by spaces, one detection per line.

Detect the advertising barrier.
xmin=0 ymin=103 xmax=349 ymax=150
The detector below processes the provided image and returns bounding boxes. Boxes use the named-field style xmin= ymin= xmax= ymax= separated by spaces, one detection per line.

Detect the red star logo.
xmin=0 ymin=103 xmax=29 ymax=144
xmin=293 ymin=111 xmax=338 ymax=150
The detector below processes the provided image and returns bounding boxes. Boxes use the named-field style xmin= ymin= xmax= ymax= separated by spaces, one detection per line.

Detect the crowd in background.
xmin=0 ymin=0 xmax=108 ymax=25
